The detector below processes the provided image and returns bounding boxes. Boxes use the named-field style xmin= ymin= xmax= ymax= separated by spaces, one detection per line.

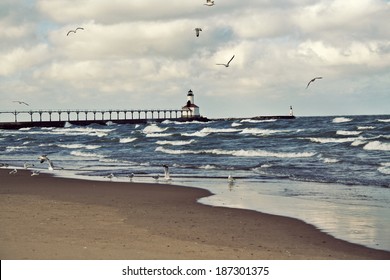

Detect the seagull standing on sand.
xmin=38 ymin=155 xmax=54 ymax=171
xmin=194 ymin=28 xmax=202 ymax=37
xmin=13 ymin=100 xmax=29 ymax=106
xmin=306 ymin=77 xmax=323 ymax=89
xmin=204 ymin=0 xmax=215 ymax=6
xmin=9 ymin=169 xmax=17 ymax=175
xmin=31 ymin=170 xmax=40 ymax=176
xmin=163 ymin=164 xmax=171 ymax=180
xmin=216 ymin=55 xmax=235 ymax=67
xmin=67 ymin=27 xmax=84 ymax=36
xmin=24 ymin=162 xmax=34 ymax=169
xmin=127 ymin=173 xmax=134 ymax=181
xmin=228 ymin=174 xmax=235 ymax=183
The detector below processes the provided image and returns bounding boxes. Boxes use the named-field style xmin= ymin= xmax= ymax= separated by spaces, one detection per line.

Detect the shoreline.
xmin=1 ymin=169 xmax=389 ymax=260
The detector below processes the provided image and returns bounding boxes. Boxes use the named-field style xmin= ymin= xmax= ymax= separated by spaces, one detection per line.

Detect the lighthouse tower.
xmin=182 ymin=89 xmax=200 ymax=117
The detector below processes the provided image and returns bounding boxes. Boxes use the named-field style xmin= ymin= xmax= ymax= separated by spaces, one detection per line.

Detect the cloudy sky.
xmin=1 ymin=0 xmax=389 ymax=118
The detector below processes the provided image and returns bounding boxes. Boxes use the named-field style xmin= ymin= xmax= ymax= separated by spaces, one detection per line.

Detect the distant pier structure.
xmin=0 ymin=90 xmax=208 ymax=129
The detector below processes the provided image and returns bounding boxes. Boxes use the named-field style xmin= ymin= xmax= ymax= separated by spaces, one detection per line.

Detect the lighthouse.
xmin=182 ymin=89 xmax=200 ymax=117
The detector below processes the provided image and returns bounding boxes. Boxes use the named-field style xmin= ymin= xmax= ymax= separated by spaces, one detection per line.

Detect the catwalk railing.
xmin=0 ymin=109 xmax=194 ymax=123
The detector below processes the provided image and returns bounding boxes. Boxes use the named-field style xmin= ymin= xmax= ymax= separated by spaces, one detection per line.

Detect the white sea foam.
xmin=240 ymin=119 xmax=277 ymax=123
xmin=18 ymin=127 xmax=31 ymax=131
xmin=231 ymin=122 xmax=242 ymax=127
xmin=199 ymin=164 xmax=217 ymax=169
xmin=351 ymin=140 xmax=368 ymax=146
xmin=241 ymin=128 xmax=291 ymax=135
xmin=363 ymin=141 xmax=390 ymax=151
xmin=357 ymin=126 xmax=375 ymax=130
xmin=50 ymin=127 xmax=113 ymax=137
xmin=155 ymin=147 xmax=315 ymax=158
xmin=6 ymin=146 xmax=27 ymax=152
xmin=378 ymin=119 xmax=390 ymax=123
xmin=336 ymin=130 xmax=362 ymax=136
xmin=332 ymin=117 xmax=352 ymax=123
xmin=119 ymin=137 xmax=137 ymax=143
xmin=323 ymin=158 xmax=340 ymax=164
xmin=156 ymin=140 xmax=195 ymax=146
xmin=378 ymin=163 xmax=390 ymax=175
xmin=58 ymin=144 xmax=101 ymax=150
xmin=181 ymin=131 xmax=209 ymax=137
xmin=143 ymin=124 xmax=167 ymax=134
xmin=70 ymin=151 xmax=104 ymax=158
xmin=305 ymin=137 xmax=357 ymax=144
xmin=145 ymin=133 xmax=173 ymax=138
xmin=200 ymin=127 xmax=241 ymax=134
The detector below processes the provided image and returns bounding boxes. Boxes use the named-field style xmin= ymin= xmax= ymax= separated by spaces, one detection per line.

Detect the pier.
xmin=0 ymin=108 xmax=208 ymax=130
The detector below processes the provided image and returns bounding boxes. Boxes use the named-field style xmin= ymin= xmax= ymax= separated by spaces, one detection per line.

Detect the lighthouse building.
xmin=182 ymin=89 xmax=200 ymax=117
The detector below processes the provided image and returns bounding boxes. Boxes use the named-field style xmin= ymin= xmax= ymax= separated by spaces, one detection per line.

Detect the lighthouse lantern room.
xmin=182 ymin=89 xmax=200 ymax=117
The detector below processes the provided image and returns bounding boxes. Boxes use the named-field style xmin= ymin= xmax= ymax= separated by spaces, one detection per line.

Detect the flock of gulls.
xmin=4 ymin=0 xmax=323 ymax=184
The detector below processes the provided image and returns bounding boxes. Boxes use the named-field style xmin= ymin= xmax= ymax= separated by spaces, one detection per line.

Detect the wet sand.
xmin=1 ymin=169 xmax=389 ymax=260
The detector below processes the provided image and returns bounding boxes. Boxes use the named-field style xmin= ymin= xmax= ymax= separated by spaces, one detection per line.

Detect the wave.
xmin=323 ymin=158 xmax=340 ymax=164
xmin=199 ymin=127 xmax=241 ymax=134
xmin=357 ymin=126 xmax=375 ymax=130
xmin=378 ymin=163 xmax=390 ymax=175
xmin=240 ymin=128 xmax=290 ymax=135
xmin=332 ymin=117 xmax=352 ymax=123
xmin=231 ymin=122 xmax=242 ymax=127
xmin=6 ymin=146 xmax=28 ymax=152
xmin=119 ymin=137 xmax=137 ymax=143
xmin=336 ymin=130 xmax=362 ymax=136
xmin=240 ymin=119 xmax=277 ymax=123
xmin=50 ymin=127 xmax=113 ymax=137
xmin=18 ymin=127 xmax=31 ymax=131
xmin=181 ymin=131 xmax=209 ymax=137
xmin=363 ymin=141 xmax=390 ymax=151
xmin=377 ymin=119 xmax=390 ymax=123
xmin=305 ymin=137 xmax=358 ymax=144
xmin=58 ymin=144 xmax=101 ymax=150
xmin=70 ymin=151 xmax=104 ymax=158
xmin=142 ymin=124 xmax=167 ymax=134
xmin=145 ymin=133 xmax=173 ymax=138
xmin=156 ymin=140 xmax=195 ymax=146
xmin=155 ymin=146 xmax=316 ymax=158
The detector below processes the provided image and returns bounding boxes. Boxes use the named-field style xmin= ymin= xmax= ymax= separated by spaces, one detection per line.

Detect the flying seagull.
xmin=194 ymin=28 xmax=202 ymax=37
xmin=67 ymin=27 xmax=84 ymax=36
xmin=13 ymin=100 xmax=29 ymax=106
xmin=216 ymin=55 xmax=235 ymax=67
xmin=306 ymin=77 xmax=323 ymax=89
xmin=204 ymin=0 xmax=215 ymax=6
xmin=38 ymin=155 xmax=54 ymax=170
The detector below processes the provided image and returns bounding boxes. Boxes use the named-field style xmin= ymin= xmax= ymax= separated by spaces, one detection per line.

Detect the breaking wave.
xmin=333 ymin=117 xmax=352 ymax=123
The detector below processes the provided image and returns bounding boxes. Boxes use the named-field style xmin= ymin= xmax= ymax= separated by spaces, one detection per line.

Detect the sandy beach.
xmin=0 ymin=169 xmax=389 ymax=260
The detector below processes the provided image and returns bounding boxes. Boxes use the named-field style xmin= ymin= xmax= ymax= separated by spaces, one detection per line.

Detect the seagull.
xmin=306 ymin=77 xmax=323 ymax=89
xmin=163 ymin=164 xmax=171 ymax=180
xmin=228 ymin=174 xmax=235 ymax=183
xmin=31 ymin=170 xmax=40 ymax=176
xmin=194 ymin=28 xmax=202 ymax=37
xmin=204 ymin=0 xmax=215 ymax=6
xmin=38 ymin=155 xmax=54 ymax=171
xmin=127 ymin=173 xmax=134 ymax=181
xmin=105 ymin=173 xmax=115 ymax=180
xmin=13 ymin=100 xmax=29 ymax=106
xmin=216 ymin=55 xmax=235 ymax=67
xmin=67 ymin=27 xmax=84 ymax=36
xmin=152 ymin=174 xmax=160 ymax=181
xmin=9 ymin=169 xmax=17 ymax=175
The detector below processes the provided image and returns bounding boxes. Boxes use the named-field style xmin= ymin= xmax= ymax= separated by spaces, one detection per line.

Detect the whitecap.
xmin=231 ymin=122 xmax=242 ymax=127
xmin=199 ymin=165 xmax=217 ymax=169
xmin=70 ymin=151 xmax=104 ymax=158
xmin=18 ymin=127 xmax=31 ymax=131
xmin=200 ymin=127 xmax=241 ymax=133
xmin=155 ymin=147 xmax=315 ymax=158
xmin=181 ymin=131 xmax=209 ymax=137
xmin=357 ymin=126 xmax=375 ymax=130
xmin=142 ymin=124 xmax=167 ymax=134
xmin=145 ymin=133 xmax=173 ymax=138
xmin=240 ymin=119 xmax=277 ymax=123
xmin=119 ymin=137 xmax=137 ymax=143
xmin=363 ymin=141 xmax=390 ymax=151
xmin=156 ymin=140 xmax=195 ymax=146
xmin=378 ymin=163 xmax=390 ymax=175
xmin=241 ymin=128 xmax=291 ymax=135
xmin=336 ymin=130 xmax=362 ymax=136
xmin=323 ymin=158 xmax=340 ymax=164
xmin=377 ymin=119 xmax=390 ymax=123
xmin=332 ymin=117 xmax=352 ymax=123
xmin=59 ymin=144 xmax=101 ymax=149
xmin=305 ymin=137 xmax=357 ymax=144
